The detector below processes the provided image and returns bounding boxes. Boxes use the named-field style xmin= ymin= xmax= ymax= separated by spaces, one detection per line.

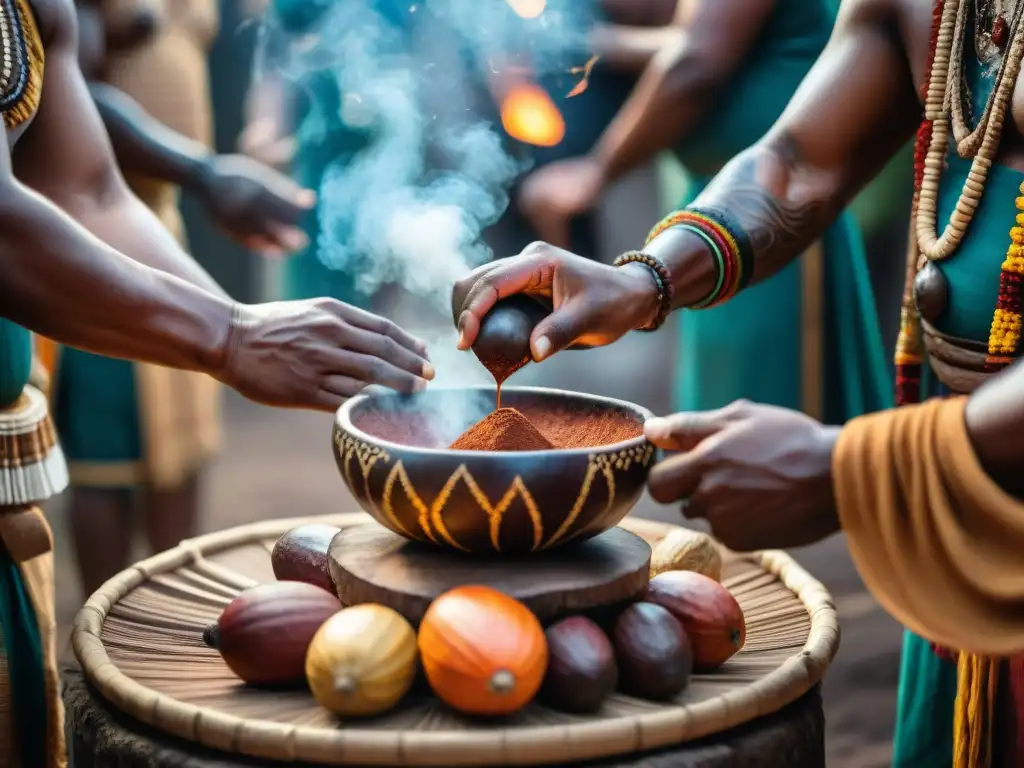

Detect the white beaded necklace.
xmin=916 ymin=0 xmax=1024 ymax=261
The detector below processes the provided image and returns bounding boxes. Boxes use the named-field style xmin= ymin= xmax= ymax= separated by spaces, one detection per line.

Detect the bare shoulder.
xmin=890 ymin=0 xmax=935 ymax=93
xmin=836 ymin=0 xmax=931 ymax=98
xmin=27 ymin=0 xmax=77 ymax=52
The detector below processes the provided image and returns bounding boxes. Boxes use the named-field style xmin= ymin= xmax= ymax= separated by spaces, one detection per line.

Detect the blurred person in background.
xmin=512 ymin=0 xmax=891 ymax=426
xmin=238 ymin=0 xmax=411 ymax=308
xmin=472 ymin=0 xmax=658 ymax=261
xmin=238 ymin=0 xmax=667 ymax=308
xmin=43 ymin=0 xmax=318 ymax=598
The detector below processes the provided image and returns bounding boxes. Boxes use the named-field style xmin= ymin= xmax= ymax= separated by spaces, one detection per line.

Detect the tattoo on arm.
xmin=696 ymin=133 xmax=832 ymax=283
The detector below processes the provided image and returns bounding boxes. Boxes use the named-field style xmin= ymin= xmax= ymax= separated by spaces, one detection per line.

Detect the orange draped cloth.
xmin=833 ymin=396 xmax=1024 ymax=766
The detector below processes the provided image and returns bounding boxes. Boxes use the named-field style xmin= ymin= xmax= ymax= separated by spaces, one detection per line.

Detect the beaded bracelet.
xmin=644 ymin=207 xmax=755 ymax=307
xmin=612 ymin=251 xmax=675 ymax=331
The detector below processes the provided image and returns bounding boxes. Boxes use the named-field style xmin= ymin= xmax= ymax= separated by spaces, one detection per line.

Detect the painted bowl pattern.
xmin=332 ymin=386 xmax=658 ymax=554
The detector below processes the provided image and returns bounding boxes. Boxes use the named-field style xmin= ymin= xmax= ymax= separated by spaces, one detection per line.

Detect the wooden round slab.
xmin=329 ymin=523 xmax=652 ymax=624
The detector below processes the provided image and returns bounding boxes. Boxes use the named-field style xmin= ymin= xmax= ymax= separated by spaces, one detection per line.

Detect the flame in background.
xmin=506 ymin=0 xmax=547 ymax=19
xmin=500 ymin=82 xmax=565 ymax=147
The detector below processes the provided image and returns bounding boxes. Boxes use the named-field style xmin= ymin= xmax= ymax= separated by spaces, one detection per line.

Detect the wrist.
xmin=619 ymin=262 xmax=663 ymax=329
xmin=644 ymin=226 xmax=718 ymax=308
xmin=204 ymin=301 xmax=247 ymax=381
xmin=191 ymin=154 xmax=220 ymax=198
xmin=817 ymin=424 xmax=842 ymax=530
xmin=588 ymin=141 xmax=620 ymax=187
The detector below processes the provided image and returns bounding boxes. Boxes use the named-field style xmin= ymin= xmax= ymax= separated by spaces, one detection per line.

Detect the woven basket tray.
xmin=72 ymin=513 xmax=839 ymax=766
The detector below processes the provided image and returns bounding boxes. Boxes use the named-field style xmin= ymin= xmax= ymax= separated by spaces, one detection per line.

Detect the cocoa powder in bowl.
xmin=447 ymin=405 xmax=642 ymax=451
xmin=515 ymin=403 xmax=642 ymax=449
xmin=354 ymin=401 xmax=643 ymax=451
xmin=448 ymin=408 xmax=554 ymax=451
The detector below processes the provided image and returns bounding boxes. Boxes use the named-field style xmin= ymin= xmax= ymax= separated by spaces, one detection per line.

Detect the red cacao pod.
xmin=611 ymin=602 xmax=692 ymax=701
xmin=203 ymin=582 xmax=340 ymax=685
xmin=541 ymin=615 xmax=618 ymax=714
xmin=271 ymin=524 xmax=340 ymax=594
xmin=645 ymin=571 xmax=745 ymax=671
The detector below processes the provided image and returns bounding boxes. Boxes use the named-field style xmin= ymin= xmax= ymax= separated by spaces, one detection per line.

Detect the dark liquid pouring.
xmin=471 ymin=296 xmax=549 ymax=409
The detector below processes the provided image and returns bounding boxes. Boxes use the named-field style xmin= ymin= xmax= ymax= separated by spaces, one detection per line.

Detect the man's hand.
xmin=451 ymin=243 xmax=661 ymax=361
xmin=517 ymin=156 xmax=607 ymax=249
xmin=196 ymin=154 xmax=315 ymax=257
xmin=221 ymin=299 xmax=434 ymax=411
xmin=644 ymin=401 xmax=841 ymax=551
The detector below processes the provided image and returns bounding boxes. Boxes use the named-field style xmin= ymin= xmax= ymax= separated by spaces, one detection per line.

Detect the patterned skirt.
xmin=0 ymin=385 xmax=68 ymax=768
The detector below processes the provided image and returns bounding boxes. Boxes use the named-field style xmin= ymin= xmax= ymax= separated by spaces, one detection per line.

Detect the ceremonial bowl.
xmin=332 ymin=386 xmax=658 ymax=554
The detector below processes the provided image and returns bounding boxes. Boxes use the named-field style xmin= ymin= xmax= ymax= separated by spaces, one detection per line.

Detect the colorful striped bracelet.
xmin=612 ymin=251 xmax=675 ymax=331
xmin=688 ymin=205 xmax=754 ymax=292
xmin=644 ymin=207 xmax=753 ymax=307
xmin=672 ymin=225 xmax=727 ymax=309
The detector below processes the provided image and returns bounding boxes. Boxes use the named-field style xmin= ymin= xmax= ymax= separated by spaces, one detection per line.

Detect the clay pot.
xmin=332 ymin=386 xmax=657 ymax=554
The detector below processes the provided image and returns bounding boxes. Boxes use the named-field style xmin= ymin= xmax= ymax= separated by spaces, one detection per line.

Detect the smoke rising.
xmin=254 ymin=0 xmax=590 ymax=431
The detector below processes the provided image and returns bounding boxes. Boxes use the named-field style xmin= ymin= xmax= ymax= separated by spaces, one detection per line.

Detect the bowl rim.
xmin=334 ymin=385 xmax=656 ymax=457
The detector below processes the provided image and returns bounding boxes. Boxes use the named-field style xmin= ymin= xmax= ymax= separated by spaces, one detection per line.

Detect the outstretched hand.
xmin=220 ymin=298 xmax=434 ymax=412
xmin=451 ymin=242 xmax=661 ymax=361
xmin=644 ymin=401 xmax=841 ymax=551
xmin=196 ymin=154 xmax=316 ymax=258
xmin=517 ymin=156 xmax=607 ymax=249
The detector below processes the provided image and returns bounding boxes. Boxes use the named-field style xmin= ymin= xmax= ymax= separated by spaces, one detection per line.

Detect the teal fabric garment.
xmin=0 ymin=320 xmax=32 ymax=407
xmin=894 ymin=629 xmax=958 ymax=766
xmin=0 ymin=541 xmax=47 ymax=766
xmin=281 ymin=105 xmax=368 ymax=306
xmin=932 ymin=151 xmax=1016 ymax=343
xmin=53 ymin=348 xmax=142 ymax=469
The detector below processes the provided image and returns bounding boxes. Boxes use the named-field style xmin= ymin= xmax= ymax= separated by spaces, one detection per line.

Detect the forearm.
xmin=650 ymin=139 xmax=839 ymax=306
xmin=589 ymin=24 xmax=677 ymax=72
xmin=965 ymin=359 xmax=1024 ymax=497
xmin=646 ymin=121 xmax=909 ymax=308
xmin=589 ymin=34 xmax=721 ymax=184
xmin=0 ymin=184 xmax=231 ymax=374
xmin=70 ymin=187 xmax=230 ymax=300
xmin=89 ymin=83 xmax=212 ymax=191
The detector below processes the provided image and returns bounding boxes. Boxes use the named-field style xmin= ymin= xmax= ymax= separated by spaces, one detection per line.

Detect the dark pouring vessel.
xmin=471 ymin=296 xmax=549 ymax=387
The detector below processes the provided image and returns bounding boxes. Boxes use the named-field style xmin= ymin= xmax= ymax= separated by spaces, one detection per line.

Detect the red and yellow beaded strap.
xmin=645 ymin=210 xmax=744 ymax=308
xmin=986 ymin=189 xmax=1024 ymax=369
xmin=894 ymin=0 xmax=945 ymax=407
